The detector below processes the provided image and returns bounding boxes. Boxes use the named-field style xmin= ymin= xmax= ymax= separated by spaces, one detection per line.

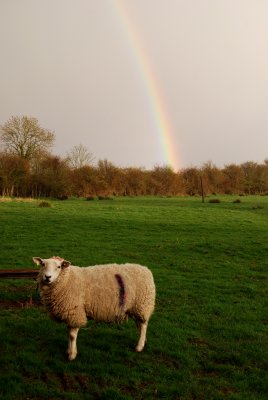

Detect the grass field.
xmin=0 ymin=195 xmax=267 ymax=399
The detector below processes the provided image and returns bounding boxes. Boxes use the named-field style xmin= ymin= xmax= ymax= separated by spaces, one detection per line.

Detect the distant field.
xmin=0 ymin=196 xmax=267 ymax=399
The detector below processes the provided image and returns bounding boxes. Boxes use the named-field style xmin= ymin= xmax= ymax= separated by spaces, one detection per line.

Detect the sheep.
xmin=32 ymin=256 xmax=155 ymax=360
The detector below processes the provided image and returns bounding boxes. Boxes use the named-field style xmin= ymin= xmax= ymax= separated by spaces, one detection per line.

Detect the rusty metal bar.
xmin=0 ymin=269 xmax=38 ymax=279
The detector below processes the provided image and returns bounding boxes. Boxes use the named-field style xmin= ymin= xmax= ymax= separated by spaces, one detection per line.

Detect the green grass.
xmin=0 ymin=195 xmax=267 ymax=399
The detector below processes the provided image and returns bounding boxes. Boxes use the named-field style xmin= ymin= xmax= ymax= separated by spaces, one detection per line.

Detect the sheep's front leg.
xmin=135 ymin=321 xmax=148 ymax=352
xmin=67 ymin=327 xmax=79 ymax=361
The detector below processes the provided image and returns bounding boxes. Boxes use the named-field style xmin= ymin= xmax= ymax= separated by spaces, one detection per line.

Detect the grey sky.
xmin=1 ymin=0 xmax=267 ymax=170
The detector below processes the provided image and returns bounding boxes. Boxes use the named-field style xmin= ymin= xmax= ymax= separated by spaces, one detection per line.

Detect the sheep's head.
xmin=32 ymin=256 xmax=70 ymax=284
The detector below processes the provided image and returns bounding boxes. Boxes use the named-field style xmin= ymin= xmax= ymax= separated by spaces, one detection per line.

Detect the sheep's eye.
xmin=57 ymin=266 xmax=61 ymax=269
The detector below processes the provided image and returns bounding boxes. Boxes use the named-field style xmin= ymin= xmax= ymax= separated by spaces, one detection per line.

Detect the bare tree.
xmin=0 ymin=152 xmax=30 ymax=196
xmin=0 ymin=116 xmax=55 ymax=160
xmin=66 ymin=144 xmax=94 ymax=169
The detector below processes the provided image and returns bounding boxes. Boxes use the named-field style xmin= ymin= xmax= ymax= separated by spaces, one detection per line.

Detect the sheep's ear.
xmin=32 ymin=257 xmax=43 ymax=266
xmin=61 ymin=260 xmax=70 ymax=269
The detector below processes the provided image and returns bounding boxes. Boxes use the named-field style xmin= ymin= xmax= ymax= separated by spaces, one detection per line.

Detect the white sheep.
xmin=32 ymin=256 xmax=155 ymax=360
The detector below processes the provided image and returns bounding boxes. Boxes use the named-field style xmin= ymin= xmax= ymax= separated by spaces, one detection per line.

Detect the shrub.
xmin=252 ymin=204 xmax=264 ymax=210
xmin=233 ymin=199 xmax=241 ymax=204
xmin=209 ymin=198 xmax=221 ymax=204
xmin=86 ymin=196 xmax=95 ymax=201
xmin=57 ymin=195 xmax=68 ymax=200
xmin=38 ymin=201 xmax=52 ymax=208
xmin=98 ymin=196 xmax=113 ymax=201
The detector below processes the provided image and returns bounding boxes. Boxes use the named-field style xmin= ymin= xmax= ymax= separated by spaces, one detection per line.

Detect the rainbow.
xmin=113 ymin=0 xmax=180 ymax=170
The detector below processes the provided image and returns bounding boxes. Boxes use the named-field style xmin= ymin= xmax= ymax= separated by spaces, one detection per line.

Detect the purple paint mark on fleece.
xmin=115 ymin=274 xmax=126 ymax=307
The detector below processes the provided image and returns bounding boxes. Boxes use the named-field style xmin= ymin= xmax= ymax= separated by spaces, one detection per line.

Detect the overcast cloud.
xmin=0 ymin=0 xmax=267 ymax=169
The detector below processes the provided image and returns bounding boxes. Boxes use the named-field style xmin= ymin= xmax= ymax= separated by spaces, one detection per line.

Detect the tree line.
xmin=0 ymin=116 xmax=267 ymax=198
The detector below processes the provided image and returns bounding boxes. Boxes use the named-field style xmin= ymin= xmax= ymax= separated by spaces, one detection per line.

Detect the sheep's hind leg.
xmin=67 ymin=327 xmax=79 ymax=361
xmin=135 ymin=320 xmax=148 ymax=352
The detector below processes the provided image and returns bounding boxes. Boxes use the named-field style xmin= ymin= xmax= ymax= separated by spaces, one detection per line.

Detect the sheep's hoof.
xmin=67 ymin=351 xmax=77 ymax=361
xmin=135 ymin=345 xmax=144 ymax=352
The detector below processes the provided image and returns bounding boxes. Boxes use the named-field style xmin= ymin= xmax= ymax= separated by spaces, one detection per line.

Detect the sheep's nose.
xmin=45 ymin=275 xmax=51 ymax=280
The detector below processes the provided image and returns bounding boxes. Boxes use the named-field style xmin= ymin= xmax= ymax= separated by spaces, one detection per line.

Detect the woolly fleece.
xmin=37 ymin=263 xmax=155 ymax=329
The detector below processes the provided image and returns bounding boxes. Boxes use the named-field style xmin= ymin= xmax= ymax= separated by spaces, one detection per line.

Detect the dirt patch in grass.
xmin=75 ymin=374 xmax=91 ymax=391
xmin=193 ymin=370 xmax=220 ymax=378
xmin=0 ymin=298 xmax=41 ymax=309
xmin=22 ymin=371 xmax=101 ymax=396
xmin=154 ymin=353 xmax=182 ymax=370
xmin=41 ymin=372 xmax=108 ymax=394
xmin=1 ymin=283 xmax=37 ymax=292
xmin=220 ymin=387 xmax=239 ymax=395
xmin=188 ymin=337 xmax=210 ymax=347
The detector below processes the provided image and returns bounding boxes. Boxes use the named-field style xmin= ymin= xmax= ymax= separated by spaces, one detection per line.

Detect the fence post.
xmin=200 ymin=176 xmax=205 ymax=203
